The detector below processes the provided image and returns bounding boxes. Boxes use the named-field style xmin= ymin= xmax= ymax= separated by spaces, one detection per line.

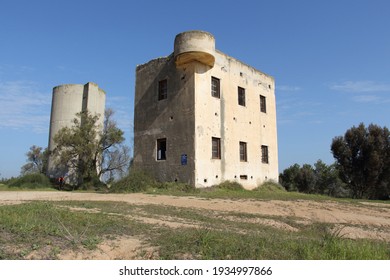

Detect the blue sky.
xmin=1 ymin=0 xmax=389 ymax=178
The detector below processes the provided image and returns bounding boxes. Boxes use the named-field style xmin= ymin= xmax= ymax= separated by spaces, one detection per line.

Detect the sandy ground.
xmin=1 ymin=191 xmax=389 ymax=259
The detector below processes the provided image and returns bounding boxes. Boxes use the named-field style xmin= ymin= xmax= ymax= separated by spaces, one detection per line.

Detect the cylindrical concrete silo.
xmin=47 ymin=82 xmax=106 ymax=181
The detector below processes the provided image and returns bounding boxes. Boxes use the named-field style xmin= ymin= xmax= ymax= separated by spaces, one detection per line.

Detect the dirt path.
xmin=1 ymin=191 xmax=390 ymax=224
xmin=1 ymin=191 xmax=390 ymax=259
xmin=1 ymin=191 xmax=390 ymax=229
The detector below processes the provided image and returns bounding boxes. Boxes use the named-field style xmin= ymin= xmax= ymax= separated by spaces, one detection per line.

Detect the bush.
xmin=213 ymin=180 xmax=244 ymax=191
xmin=156 ymin=182 xmax=196 ymax=193
xmin=279 ymin=160 xmax=348 ymax=197
xmin=254 ymin=180 xmax=286 ymax=192
xmin=109 ymin=170 xmax=157 ymax=193
xmin=79 ymin=176 xmax=107 ymax=191
xmin=8 ymin=173 xmax=52 ymax=189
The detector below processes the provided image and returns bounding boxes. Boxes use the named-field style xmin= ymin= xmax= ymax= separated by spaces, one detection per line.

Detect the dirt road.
xmin=1 ymin=191 xmax=390 ymax=241
xmin=2 ymin=191 xmax=390 ymax=259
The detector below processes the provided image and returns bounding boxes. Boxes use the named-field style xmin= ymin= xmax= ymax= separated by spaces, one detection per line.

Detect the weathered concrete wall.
xmin=194 ymin=51 xmax=278 ymax=189
xmin=47 ymin=82 xmax=106 ymax=180
xmin=133 ymin=56 xmax=196 ymax=185
xmin=133 ymin=31 xmax=278 ymax=189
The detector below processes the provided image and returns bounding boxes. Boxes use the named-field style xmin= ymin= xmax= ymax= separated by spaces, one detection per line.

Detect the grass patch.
xmin=154 ymin=225 xmax=389 ymax=260
xmin=0 ymin=201 xmax=148 ymax=259
xmin=145 ymin=180 xmax=336 ymax=202
xmin=7 ymin=173 xmax=52 ymax=189
xmin=109 ymin=170 xmax=158 ymax=193
xmin=0 ymin=200 xmax=388 ymax=260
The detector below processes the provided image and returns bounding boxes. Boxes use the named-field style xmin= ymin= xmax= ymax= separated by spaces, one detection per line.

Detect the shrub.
xmin=79 ymin=176 xmax=107 ymax=191
xmin=8 ymin=173 xmax=52 ymax=189
xmin=214 ymin=180 xmax=244 ymax=191
xmin=156 ymin=182 xmax=196 ymax=193
xmin=109 ymin=170 xmax=156 ymax=193
xmin=254 ymin=180 xmax=286 ymax=192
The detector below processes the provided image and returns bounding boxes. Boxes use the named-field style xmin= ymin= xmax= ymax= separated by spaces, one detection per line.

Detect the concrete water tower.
xmin=47 ymin=82 xmax=106 ymax=181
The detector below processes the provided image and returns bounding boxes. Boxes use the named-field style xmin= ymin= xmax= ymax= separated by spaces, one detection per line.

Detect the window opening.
xmin=260 ymin=95 xmax=267 ymax=113
xmin=261 ymin=145 xmax=269 ymax=164
xmin=239 ymin=141 xmax=247 ymax=162
xmin=212 ymin=137 xmax=221 ymax=159
xmin=211 ymin=77 xmax=220 ymax=98
xmin=157 ymin=138 xmax=167 ymax=160
xmin=238 ymin=87 xmax=246 ymax=106
xmin=158 ymin=79 xmax=167 ymax=100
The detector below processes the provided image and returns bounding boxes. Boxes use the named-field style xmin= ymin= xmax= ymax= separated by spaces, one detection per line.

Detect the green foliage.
xmin=2 ymin=200 xmax=388 ymax=260
xmin=99 ymin=108 xmax=130 ymax=181
xmin=331 ymin=123 xmax=390 ymax=199
xmin=279 ymin=160 xmax=347 ymax=197
xmin=53 ymin=109 xmax=129 ymax=188
xmin=20 ymin=145 xmax=49 ymax=175
xmin=0 ymin=201 xmax=141 ymax=259
xmin=155 ymin=225 xmax=389 ymax=260
xmin=253 ymin=180 xmax=286 ymax=192
xmin=109 ymin=170 xmax=157 ymax=193
xmin=53 ymin=110 xmax=101 ymax=186
xmin=155 ymin=182 xmax=196 ymax=193
xmin=213 ymin=180 xmax=244 ymax=191
xmin=7 ymin=173 xmax=52 ymax=189
xmin=110 ymin=171 xmax=196 ymax=194
xmin=279 ymin=164 xmax=301 ymax=192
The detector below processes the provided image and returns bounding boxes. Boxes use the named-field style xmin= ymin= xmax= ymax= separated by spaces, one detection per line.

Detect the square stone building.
xmin=133 ymin=31 xmax=278 ymax=189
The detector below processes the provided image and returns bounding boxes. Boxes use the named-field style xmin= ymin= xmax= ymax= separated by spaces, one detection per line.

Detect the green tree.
xmin=99 ymin=108 xmax=131 ymax=182
xmin=280 ymin=160 xmax=347 ymax=197
xmin=20 ymin=145 xmax=49 ymax=175
xmin=313 ymin=160 xmax=346 ymax=197
xmin=53 ymin=109 xmax=130 ymax=188
xmin=279 ymin=163 xmax=316 ymax=193
xmin=296 ymin=164 xmax=317 ymax=193
xmin=279 ymin=163 xmax=301 ymax=192
xmin=331 ymin=123 xmax=390 ymax=199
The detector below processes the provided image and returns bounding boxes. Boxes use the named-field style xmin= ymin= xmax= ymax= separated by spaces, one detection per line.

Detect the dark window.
xmin=158 ymin=79 xmax=167 ymax=100
xmin=157 ymin=138 xmax=167 ymax=160
xmin=260 ymin=95 xmax=267 ymax=113
xmin=239 ymin=141 xmax=247 ymax=162
xmin=261 ymin=145 xmax=269 ymax=164
xmin=211 ymin=77 xmax=220 ymax=98
xmin=238 ymin=87 xmax=245 ymax=106
xmin=212 ymin=137 xmax=221 ymax=159
xmin=240 ymin=175 xmax=248 ymax=180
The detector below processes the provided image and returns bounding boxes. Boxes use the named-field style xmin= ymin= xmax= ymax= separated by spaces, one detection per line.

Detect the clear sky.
xmin=1 ymin=0 xmax=389 ymax=179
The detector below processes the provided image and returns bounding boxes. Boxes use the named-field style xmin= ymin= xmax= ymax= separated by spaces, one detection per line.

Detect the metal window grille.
xmin=238 ymin=87 xmax=245 ymax=106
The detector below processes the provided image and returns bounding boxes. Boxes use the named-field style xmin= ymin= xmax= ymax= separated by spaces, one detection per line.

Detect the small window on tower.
xmin=158 ymin=79 xmax=167 ymax=100
xmin=211 ymin=77 xmax=220 ymax=98
xmin=261 ymin=145 xmax=269 ymax=164
xmin=157 ymin=138 xmax=167 ymax=160
xmin=212 ymin=137 xmax=221 ymax=159
xmin=260 ymin=95 xmax=267 ymax=113
xmin=239 ymin=141 xmax=247 ymax=162
xmin=238 ymin=87 xmax=245 ymax=106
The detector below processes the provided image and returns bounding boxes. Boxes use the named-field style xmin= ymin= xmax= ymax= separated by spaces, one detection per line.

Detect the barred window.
xmin=238 ymin=87 xmax=246 ymax=106
xmin=212 ymin=137 xmax=221 ymax=159
xmin=261 ymin=145 xmax=269 ymax=164
xmin=211 ymin=77 xmax=220 ymax=98
xmin=239 ymin=141 xmax=247 ymax=162
xmin=260 ymin=95 xmax=267 ymax=113
xmin=158 ymin=79 xmax=167 ymax=100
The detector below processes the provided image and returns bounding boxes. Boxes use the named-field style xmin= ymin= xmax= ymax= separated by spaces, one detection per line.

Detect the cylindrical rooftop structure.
xmin=174 ymin=30 xmax=215 ymax=67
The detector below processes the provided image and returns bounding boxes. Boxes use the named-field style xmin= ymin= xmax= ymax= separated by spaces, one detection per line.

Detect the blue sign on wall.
xmin=181 ymin=154 xmax=187 ymax=165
